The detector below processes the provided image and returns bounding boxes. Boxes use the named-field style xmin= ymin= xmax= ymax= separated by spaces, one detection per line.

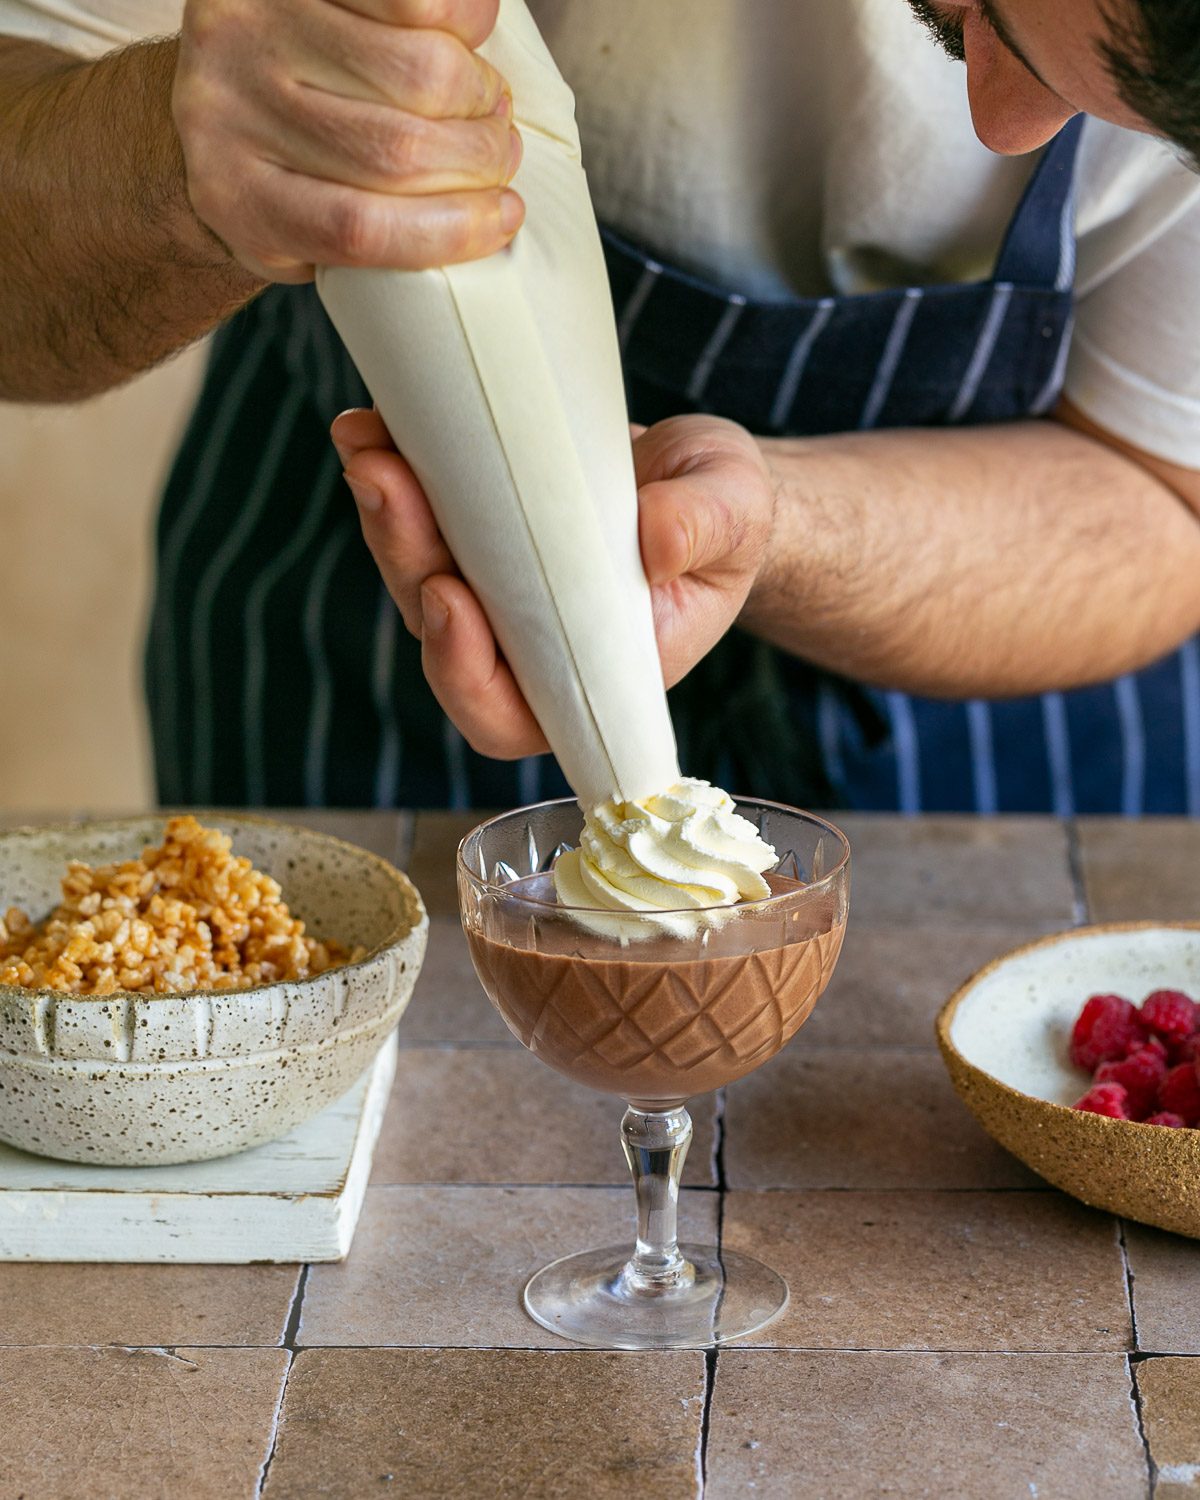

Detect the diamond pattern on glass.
xmin=540 ymin=841 xmax=574 ymax=873
xmin=774 ymin=847 xmax=805 ymax=882
xmin=474 ymin=922 xmax=846 ymax=1096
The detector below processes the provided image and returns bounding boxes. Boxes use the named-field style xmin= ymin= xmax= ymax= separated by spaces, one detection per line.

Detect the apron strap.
xmin=991 ymin=114 xmax=1086 ymax=290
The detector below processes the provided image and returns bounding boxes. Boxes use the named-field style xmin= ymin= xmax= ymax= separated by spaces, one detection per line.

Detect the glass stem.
xmin=619 ymin=1104 xmax=693 ymax=1292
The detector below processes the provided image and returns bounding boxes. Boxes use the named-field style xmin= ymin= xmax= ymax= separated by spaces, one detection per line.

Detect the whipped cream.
xmin=553 ymin=779 xmax=778 ymax=939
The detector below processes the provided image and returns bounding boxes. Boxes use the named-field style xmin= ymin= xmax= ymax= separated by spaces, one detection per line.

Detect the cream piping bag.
xmin=316 ymin=0 xmax=680 ymax=807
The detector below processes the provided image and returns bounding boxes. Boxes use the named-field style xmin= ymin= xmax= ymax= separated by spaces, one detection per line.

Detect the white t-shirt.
xmin=5 ymin=0 xmax=1200 ymax=466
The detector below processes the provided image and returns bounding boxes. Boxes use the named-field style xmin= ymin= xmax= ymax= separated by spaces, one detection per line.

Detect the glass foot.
xmin=523 ymin=1242 xmax=789 ymax=1350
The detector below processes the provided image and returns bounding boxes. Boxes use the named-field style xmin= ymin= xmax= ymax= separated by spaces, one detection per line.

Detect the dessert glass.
xmin=457 ymin=797 xmax=850 ymax=1349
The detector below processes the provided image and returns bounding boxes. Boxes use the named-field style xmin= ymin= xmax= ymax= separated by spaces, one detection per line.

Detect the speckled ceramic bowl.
xmin=937 ymin=923 xmax=1200 ymax=1238
xmin=0 ymin=815 xmax=427 ymax=1166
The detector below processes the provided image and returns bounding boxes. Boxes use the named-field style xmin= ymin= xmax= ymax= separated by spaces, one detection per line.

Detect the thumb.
xmin=639 ymin=476 xmax=734 ymax=587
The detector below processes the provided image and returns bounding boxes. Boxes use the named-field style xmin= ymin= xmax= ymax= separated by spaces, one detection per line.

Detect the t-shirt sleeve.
xmin=0 ymin=0 xmax=179 ymax=57
xmin=1067 ymin=185 xmax=1200 ymax=471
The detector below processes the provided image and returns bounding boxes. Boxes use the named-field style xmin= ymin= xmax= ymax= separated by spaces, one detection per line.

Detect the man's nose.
xmin=962 ymin=13 xmax=1075 ymax=154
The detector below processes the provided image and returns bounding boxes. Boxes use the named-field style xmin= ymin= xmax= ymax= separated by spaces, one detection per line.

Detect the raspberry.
xmin=1095 ymin=1049 xmax=1168 ymax=1120
xmin=1140 ymin=990 xmax=1198 ymax=1043
xmin=1169 ymin=1033 xmax=1200 ymax=1066
xmin=1073 ymin=1082 xmax=1130 ymax=1119
xmin=1070 ymin=994 xmax=1145 ymax=1071
xmin=1145 ymin=1112 xmax=1188 ymax=1128
xmin=1158 ymin=1063 xmax=1200 ymax=1125
xmin=1130 ymin=1033 xmax=1169 ymax=1061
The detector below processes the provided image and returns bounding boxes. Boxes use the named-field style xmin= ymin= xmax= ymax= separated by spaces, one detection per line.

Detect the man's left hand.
xmin=331 ymin=409 xmax=776 ymax=759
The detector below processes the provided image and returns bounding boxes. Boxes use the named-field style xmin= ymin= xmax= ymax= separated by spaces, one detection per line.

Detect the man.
xmin=3 ymin=0 xmax=1199 ymax=811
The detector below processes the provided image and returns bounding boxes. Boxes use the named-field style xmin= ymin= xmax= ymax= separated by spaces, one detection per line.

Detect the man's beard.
xmin=905 ymin=0 xmax=966 ymax=61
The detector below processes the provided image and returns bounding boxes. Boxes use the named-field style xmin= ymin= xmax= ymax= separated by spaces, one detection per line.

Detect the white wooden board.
xmin=0 ymin=1031 xmax=398 ymax=1263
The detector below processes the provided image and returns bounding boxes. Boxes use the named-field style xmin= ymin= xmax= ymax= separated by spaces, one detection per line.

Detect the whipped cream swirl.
xmin=552 ymin=779 xmax=778 ymax=939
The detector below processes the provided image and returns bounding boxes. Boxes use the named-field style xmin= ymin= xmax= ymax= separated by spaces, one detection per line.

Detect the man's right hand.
xmin=173 ymin=0 xmax=523 ymax=283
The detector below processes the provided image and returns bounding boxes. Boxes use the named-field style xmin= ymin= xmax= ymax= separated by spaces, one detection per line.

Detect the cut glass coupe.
xmin=457 ymin=797 xmax=850 ymax=1349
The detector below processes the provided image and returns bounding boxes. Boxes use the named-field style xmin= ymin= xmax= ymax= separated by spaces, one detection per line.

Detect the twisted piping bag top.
xmin=316 ymin=0 xmax=680 ymax=808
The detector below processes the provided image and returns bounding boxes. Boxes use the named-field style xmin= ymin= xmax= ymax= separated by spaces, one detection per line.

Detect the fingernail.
xmin=507 ymin=127 xmax=523 ymax=180
xmin=421 ymin=584 xmax=449 ymax=635
xmin=330 ymin=411 xmax=363 ymax=467
xmin=345 ymin=474 xmax=382 ymax=513
xmin=500 ymin=190 xmax=525 ymax=235
xmin=493 ymin=89 xmax=513 ymax=119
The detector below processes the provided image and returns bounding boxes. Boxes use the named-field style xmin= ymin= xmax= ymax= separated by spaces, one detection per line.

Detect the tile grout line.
xmin=1117 ymin=1219 xmax=1141 ymax=1352
xmin=394 ymin=1041 xmax=949 ymax=1053
xmin=393 ymin=1040 xmax=521 ymax=1051
xmin=698 ymin=1348 xmax=717 ymax=1497
xmin=363 ymin=1182 xmax=1059 ymax=1193
xmin=98 ymin=1341 xmax=1167 ymax=1355
xmin=282 ymin=1263 xmax=311 ymax=1350
xmin=255 ymin=1347 xmax=294 ymax=1500
xmin=393 ymin=812 xmax=416 ymax=872
xmin=730 ymin=1345 xmax=1145 ymax=1357
xmin=697 ymin=1087 xmax=729 ymax=1495
xmin=1127 ymin=1354 xmax=1157 ymax=1500
xmin=1118 ymin=1220 xmax=1157 ymax=1498
xmin=256 ymin=1263 xmax=311 ymax=1498
xmin=1064 ymin=817 xmax=1091 ymax=925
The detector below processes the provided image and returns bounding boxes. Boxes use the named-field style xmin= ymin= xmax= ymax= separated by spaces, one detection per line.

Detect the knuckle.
xmin=172 ymin=71 xmax=217 ymax=144
xmin=383 ymin=115 xmax=432 ymax=180
xmin=435 ymin=202 xmax=479 ymax=262
xmin=182 ymin=0 xmax=247 ymax=56
xmin=406 ymin=30 xmax=471 ymax=113
xmin=348 ymin=110 xmax=425 ymax=184
xmin=383 ymin=583 xmax=422 ymax=639
xmin=448 ymin=0 xmax=501 ymax=49
xmin=396 ymin=0 xmax=499 ymax=46
xmin=474 ymin=116 xmax=514 ymax=182
xmin=323 ymin=197 xmax=382 ymax=264
xmin=391 ymin=0 xmax=437 ymax=22
xmin=381 ymin=117 xmax=510 ymax=191
xmin=407 ymin=0 xmax=456 ymax=24
xmin=180 ymin=0 xmax=218 ymax=48
xmin=383 ymin=215 xmax=441 ymax=270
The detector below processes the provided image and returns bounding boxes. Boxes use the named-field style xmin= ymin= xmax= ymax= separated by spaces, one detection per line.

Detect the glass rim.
xmin=455 ymin=795 xmax=851 ymax=917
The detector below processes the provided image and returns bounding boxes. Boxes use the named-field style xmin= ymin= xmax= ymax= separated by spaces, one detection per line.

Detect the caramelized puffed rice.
xmin=0 ymin=817 xmax=363 ymax=995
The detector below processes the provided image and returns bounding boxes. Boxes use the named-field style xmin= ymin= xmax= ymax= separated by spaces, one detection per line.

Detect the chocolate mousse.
xmin=464 ymin=873 xmax=846 ymax=1109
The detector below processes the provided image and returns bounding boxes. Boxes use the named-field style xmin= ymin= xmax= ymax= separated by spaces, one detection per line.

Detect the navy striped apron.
xmin=145 ymin=114 xmax=1200 ymax=813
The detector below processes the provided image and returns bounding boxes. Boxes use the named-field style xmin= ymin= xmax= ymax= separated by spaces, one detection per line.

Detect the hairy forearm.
xmin=0 ymin=36 xmax=261 ymax=402
xmin=745 ymin=417 xmax=1200 ymax=697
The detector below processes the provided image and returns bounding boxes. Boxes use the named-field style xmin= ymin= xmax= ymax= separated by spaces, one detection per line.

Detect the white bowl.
xmin=938 ymin=923 xmax=1200 ymax=1237
xmin=0 ymin=815 xmax=427 ymax=1165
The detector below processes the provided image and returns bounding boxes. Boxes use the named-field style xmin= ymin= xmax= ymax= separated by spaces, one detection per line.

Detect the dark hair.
xmin=1103 ymin=1 xmax=1200 ymax=169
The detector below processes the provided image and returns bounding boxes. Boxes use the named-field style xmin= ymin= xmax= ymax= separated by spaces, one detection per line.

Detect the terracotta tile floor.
xmin=6 ymin=810 xmax=1200 ymax=1499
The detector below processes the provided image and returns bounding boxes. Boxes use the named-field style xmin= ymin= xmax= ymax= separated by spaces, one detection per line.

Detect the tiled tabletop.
xmin=3 ymin=811 xmax=1199 ymax=1499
